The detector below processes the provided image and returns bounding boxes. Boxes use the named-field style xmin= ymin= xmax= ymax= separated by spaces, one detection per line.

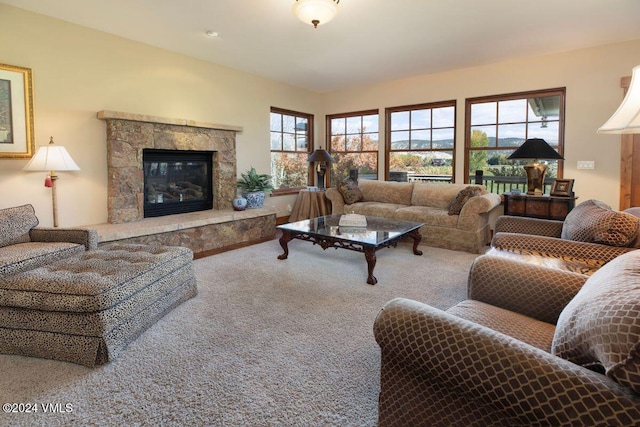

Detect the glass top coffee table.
xmin=276 ymin=214 xmax=424 ymax=285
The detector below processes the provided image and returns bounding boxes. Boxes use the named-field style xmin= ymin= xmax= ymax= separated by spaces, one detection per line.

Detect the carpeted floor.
xmin=0 ymin=239 xmax=479 ymax=427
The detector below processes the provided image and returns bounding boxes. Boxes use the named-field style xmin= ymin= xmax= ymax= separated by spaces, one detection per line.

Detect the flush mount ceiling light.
xmin=292 ymin=0 xmax=339 ymax=28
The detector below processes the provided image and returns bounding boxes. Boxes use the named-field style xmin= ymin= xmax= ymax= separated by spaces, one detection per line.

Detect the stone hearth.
xmin=98 ymin=110 xmax=241 ymax=224
xmin=94 ymin=111 xmax=276 ymax=254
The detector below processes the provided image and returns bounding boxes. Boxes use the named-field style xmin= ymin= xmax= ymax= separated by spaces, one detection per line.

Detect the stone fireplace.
xmin=98 ymin=111 xmax=240 ymax=224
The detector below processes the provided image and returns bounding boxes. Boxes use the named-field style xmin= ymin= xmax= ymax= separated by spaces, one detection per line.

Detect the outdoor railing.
xmin=404 ymin=173 xmax=553 ymax=195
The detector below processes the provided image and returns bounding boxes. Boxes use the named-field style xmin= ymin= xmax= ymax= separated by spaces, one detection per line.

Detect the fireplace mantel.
xmin=98 ymin=110 xmax=242 ymax=224
xmin=97 ymin=110 xmax=243 ymax=133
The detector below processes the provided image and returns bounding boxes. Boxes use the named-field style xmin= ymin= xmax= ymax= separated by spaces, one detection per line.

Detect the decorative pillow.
xmin=337 ymin=179 xmax=363 ymax=205
xmin=0 ymin=204 xmax=38 ymax=248
xmin=561 ymin=199 xmax=639 ymax=247
xmin=551 ymin=250 xmax=640 ymax=393
xmin=447 ymin=186 xmax=482 ymax=215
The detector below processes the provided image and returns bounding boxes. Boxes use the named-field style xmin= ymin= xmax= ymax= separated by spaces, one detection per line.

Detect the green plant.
xmin=236 ymin=167 xmax=274 ymax=193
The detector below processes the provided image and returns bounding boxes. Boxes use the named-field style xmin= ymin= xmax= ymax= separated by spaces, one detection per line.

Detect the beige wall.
xmin=0 ymin=5 xmax=318 ymax=226
xmin=320 ymin=39 xmax=640 ymax=211
xmin=1 ymin=4 xmax=639 ymax=227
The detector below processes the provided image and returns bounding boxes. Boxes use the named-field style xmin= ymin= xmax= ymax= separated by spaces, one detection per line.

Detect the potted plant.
xmin=236 ymin=166 xmax=274 ymax=208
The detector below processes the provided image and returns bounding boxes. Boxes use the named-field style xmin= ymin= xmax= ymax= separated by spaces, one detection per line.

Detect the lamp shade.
xmin=507 ymin=138 xmax=563 ymax=160
xmin=308 ymin=148 xmax=334 ymax=163
xmin=598 ymin=64 xmax=640 ymax=134
xmin=292 ymin=0 xmax=339 ymax=28
xmin=23 ymin=137 xmax=80 ymax=171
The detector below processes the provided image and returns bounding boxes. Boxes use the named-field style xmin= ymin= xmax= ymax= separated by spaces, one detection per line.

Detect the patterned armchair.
xmin=374 ymin=252 xmax=640 ymax=426
xmin=487 ymin=200 xmax=640 ymax=275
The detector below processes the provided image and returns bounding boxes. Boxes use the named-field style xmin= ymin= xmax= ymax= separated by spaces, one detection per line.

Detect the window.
xmin=270 ymin=107 xmax=313 ymax=192
xmin=465 ymin=88 xmax=565 ymax=194
xmin=327 ymin=110 xmax=379 ymax=185
xmin=386 ymin=101 xmax=456 ymax=182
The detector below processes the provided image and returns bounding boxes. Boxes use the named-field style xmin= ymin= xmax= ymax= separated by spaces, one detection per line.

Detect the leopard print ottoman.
xmin=0 ymin=243 xmax=197 ymax=367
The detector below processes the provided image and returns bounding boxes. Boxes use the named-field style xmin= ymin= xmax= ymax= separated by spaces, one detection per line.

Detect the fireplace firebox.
xmin=143 ymin=149 xmax=213 ymax=218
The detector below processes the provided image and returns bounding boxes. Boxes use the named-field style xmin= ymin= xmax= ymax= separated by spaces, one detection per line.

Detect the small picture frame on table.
xmin=550 ymin=179 xmax=574 ymax=197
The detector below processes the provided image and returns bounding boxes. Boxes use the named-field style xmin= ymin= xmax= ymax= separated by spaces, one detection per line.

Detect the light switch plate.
xmin=577 ymin=160 xmax=595 ymax=170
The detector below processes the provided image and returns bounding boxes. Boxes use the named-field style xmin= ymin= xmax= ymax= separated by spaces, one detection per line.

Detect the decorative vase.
xmin=244 ymin=191 xmax=265 ymax=209
xmin=232 ymin=196 xmax=248 ymax=211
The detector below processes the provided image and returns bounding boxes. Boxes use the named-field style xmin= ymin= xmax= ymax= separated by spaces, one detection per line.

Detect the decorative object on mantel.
xmin=236 ymin=167 xmax=274 ymax=209
xmin=292 ymin=0 xmax=339 ymax=28
xmin=232 ymin=195 xmax=248 ymax=211
xmin=0 ymin=63 xmax=35 ymax=159
xmin=23 ymin=136 xmax=80 ymax=227
xmin=598 ymin=64 xmax=640 ymax=134
xmin=507 ymin=138 xmax=563 ymax=196
xmin=308 ymin=146 xmax=334 ymax=189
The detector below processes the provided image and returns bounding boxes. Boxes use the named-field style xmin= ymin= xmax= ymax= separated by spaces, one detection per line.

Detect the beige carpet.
xmin=0 ymin=239 xmax=479 ymax=427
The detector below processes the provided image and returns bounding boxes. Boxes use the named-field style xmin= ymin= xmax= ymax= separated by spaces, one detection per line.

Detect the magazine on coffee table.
xmin=339 ymin=214 xmax=367 ymax=227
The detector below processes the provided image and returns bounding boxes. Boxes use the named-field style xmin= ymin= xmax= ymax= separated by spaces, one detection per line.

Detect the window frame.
xmin=385 ymin=100 xmax=457 ymax=182
xmin=270 ymin=106 xmax=314 ymax=196
xmin=326 ymin=109 xmax=380 ymax=186
xmin=464 ymin=87 xmax=566 ymax=185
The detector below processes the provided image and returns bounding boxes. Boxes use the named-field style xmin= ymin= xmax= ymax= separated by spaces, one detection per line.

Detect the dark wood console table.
xmin=503 ymin=193 xmax=577 ymax=221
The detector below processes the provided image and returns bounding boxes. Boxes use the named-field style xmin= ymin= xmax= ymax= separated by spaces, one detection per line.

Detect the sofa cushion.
xmin=551 ymin=250 xmax=640 ymax=393
xmin=337 ymin=179 xmax=363 ymax=205
xmin=561 ymin=199 xmax=639 ymax=247
xmin=411 ymin=183 xmax=484 ymax=210
xmin=345 ymin=202 xmax=407 ymax=218
xmin=357 ymin=180 xmax=413 ymax=205
xmin=394 ymin=206 xmax=458 ymax=227
xmin=0 ymin=204 xmax=38 ymax=248
xmin=448 ymin=186 xmax=483 ymax=215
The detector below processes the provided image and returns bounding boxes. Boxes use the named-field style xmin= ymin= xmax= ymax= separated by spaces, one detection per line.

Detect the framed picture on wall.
xmin=550 ymin=179 xmax=574 ymax=197
xmin=0 ymin=63 xmax=35 ymax=159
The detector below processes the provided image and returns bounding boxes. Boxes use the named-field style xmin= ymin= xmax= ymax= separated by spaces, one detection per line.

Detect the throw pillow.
xmin=0 ymin=204 xmax=39 ymax=248
xmin=447 ymin=186 xmax=482 ymax=216
xmin=337 ymin=179 xmax=363 ymax=205
xmin=551 ymin=250 xmax=640 ymax=393
xmin=561 ymin=199 xmax=639 ymax=247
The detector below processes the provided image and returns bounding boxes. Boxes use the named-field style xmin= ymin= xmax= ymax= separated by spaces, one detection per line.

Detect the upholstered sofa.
xmin=325 ymin=180 xmax=501 ymax=253
xmin=0 ymin=204 xmax=197 ymax=366
xmin=374 ymin=250 xmax=640 ymax=426
xmin=487 ymin=199 xmax=640 ymax=275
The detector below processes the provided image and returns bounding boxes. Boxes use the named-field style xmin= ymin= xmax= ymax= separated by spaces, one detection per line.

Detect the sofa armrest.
xmin=29 ymin=227 xmax=98 ymax=250
xmin=325 ymin=188 xmax=345 ymax=214
xmin=467 ymin=254 xmax=586 ymax=324
xmin=374 ymin=298 xmax=640 ymax=426
xmin=494 ymin=215 xmax=563 ymax=237
xmin=459 ymin=193 xmax=501 ymax=217
xmin=491 ymin=232 xmax=635 ymax=264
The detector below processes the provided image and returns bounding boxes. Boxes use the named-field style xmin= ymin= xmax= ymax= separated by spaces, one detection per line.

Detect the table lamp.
xmin=308 ymin=147 xmax=334 ymax=189
xmin=507 ymin=138 xmax=563 ymax=196
xmin=23 ymin=136 xmax=80 ymax=227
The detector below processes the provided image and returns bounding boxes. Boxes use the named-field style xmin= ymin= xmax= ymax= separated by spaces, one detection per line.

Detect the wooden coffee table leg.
xmin=364 ymin=247 xmax=377 ymax=285
xmin=409 ymin=229 xmax=423 ymax=256
xmin=278 ymin=230 xmax=293 ymax=260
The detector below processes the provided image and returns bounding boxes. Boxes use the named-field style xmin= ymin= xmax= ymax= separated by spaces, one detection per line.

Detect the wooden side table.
xmin=289 ymin=190 xmax=332 ymax=222
xmin=503 ymin=193 xmax=577 ymax=221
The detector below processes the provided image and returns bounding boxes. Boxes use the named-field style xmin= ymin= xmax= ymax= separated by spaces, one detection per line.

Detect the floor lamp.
xmin=23 ymin=137 xmax=80 ymax=227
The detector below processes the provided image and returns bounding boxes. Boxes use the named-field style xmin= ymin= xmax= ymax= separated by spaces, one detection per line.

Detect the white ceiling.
xmin=3 ymin=0 xmax=640 ymax=93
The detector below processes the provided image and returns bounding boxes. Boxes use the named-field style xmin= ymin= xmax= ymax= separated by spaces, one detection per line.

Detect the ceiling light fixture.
xmin=292 ymin=0 xmax=339 ymax=28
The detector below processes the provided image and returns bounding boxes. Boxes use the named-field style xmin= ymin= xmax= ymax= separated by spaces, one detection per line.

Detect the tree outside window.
xmin=386 ymin=101 xmax=456 ymax=182
xmin=327 ymin=110 xmax=379 ymax=185
xmin=465 ymin=88 xmax=565 ymax=194
xmin=270 ymin=107 xmax=313 ymax=192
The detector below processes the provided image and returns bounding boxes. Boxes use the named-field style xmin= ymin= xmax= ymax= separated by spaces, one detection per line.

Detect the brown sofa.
xmin=374 ymin=250 xmax=640 ymax=426
xmin=325 ymin=180 xmax=501 ymax=253
xmin=487 ymin=199 xmax=640 ymax=275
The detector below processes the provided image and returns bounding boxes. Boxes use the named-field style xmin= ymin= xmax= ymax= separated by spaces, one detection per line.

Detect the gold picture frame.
xmin=0 ymin=63 xmax=35 ymax=159
xmin=550 ymin=178 xmax=574 ymax=197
